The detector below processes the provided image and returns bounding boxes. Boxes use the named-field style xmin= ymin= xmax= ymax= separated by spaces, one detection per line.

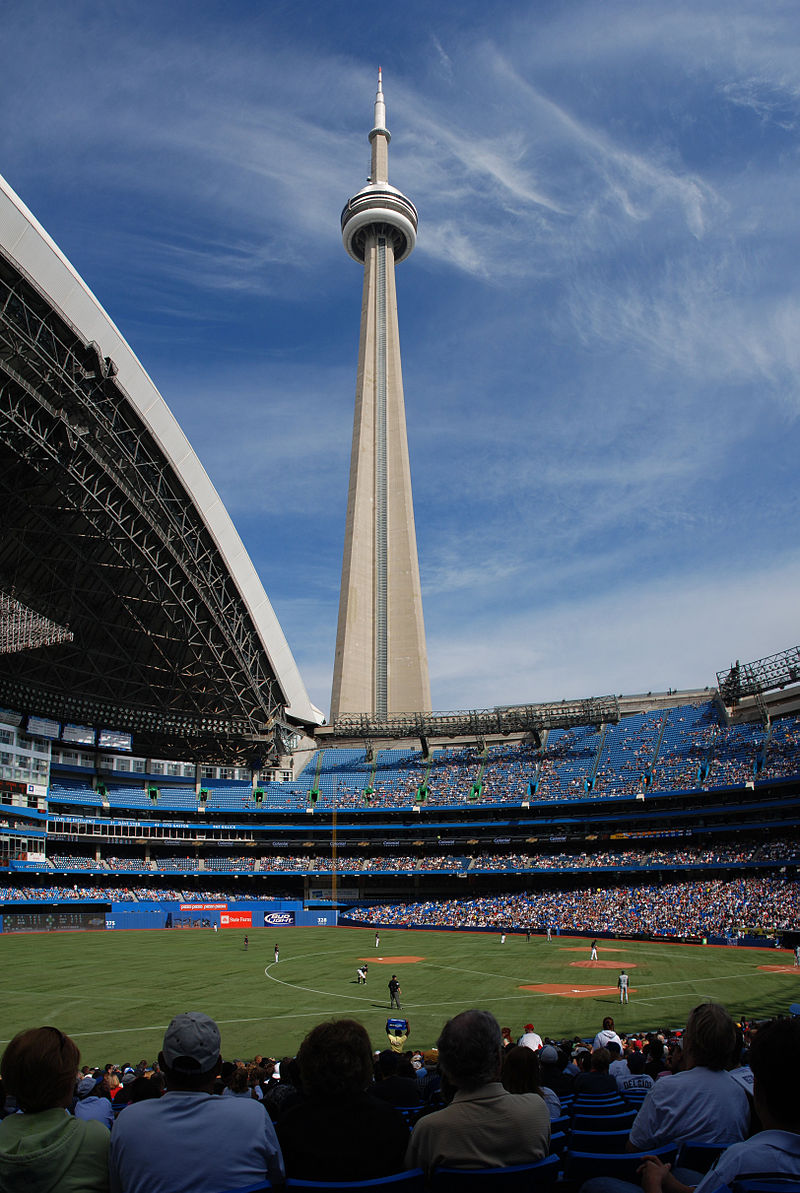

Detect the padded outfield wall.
xmin=0 ymin=900 xmax=337 ymax=932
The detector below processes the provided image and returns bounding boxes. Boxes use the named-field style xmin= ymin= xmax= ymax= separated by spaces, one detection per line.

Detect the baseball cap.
xmin=540 ymin=1045 xmax=559 ymax=1064
xmin=161 ymin=1012 xmax=221 ymax=1074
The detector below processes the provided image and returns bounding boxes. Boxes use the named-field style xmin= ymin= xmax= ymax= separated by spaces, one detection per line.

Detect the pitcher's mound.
xmin=367 ymin=956 xmax=425 ymax=964
xmin=571 ymin=960 xmax=636 ymax=969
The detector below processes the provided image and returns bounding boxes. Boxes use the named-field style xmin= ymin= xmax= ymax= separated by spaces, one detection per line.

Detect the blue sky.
xmin=2 ymin=0 xmax=799 ymax=717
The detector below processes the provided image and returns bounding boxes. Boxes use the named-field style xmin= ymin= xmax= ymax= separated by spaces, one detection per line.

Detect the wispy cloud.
xmin=3 ymin=0 xmax=800 ymax=719
xmin=427 ymin=556 xmax=800 ymax=711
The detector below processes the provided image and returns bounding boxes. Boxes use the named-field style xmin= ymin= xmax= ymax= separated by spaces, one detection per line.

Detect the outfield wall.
xmin=0 ymin=900 xmax=337 ymax=932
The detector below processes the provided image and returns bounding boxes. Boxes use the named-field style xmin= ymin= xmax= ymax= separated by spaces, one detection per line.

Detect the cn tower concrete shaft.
xmin=331 ymin=72 xmax=430 ymax=720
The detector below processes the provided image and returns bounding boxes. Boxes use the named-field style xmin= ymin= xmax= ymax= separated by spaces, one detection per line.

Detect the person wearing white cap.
xmin=109 ymin=1011 xmax=284 ymax=1193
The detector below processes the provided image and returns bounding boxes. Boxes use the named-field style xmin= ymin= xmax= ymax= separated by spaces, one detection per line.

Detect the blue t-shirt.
xmin=109 ymin=1089 xmax=284 ymax=1193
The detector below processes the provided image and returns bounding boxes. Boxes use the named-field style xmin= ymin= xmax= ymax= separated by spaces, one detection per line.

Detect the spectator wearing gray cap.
xmin=539 ymin=1043 xmax=576 ymax=1099
xmin=109 ymin=1011 xmax=284 ymax=1193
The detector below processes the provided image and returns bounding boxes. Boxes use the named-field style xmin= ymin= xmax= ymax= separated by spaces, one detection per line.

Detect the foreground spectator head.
xmin=376 ymin=1048 xmax=400 ymax=1078
xmin=298 ymin=1018 xmax=373 ymax=1098
xmin=628 ymin=1050 xmax=646 ymax=1075
xmin=437 ymin=1009 xmax=503 ymax=1091
xmin=749 ymin=1017 xmax=800 ymax=1129
xmin=159 ymin=1011 xmax=222 ymax=1088
xmin=501 ymin=1043 xmax=543 ymax=1094
xmin=683 ymin=1002 xmax=737 ymax=1070
xmin=0 ymin=1025 xmax=110 ymax=1192
xmin=590 ymin=1047 xmax=611 ymax=1072
xmin=1 ymin=1025 xmax=79 ymax=1112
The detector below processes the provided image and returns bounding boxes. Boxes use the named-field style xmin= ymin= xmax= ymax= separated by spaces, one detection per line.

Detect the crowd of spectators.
xmin=0 ymin=885 xmax=291 ymax=903
xmin=41 ymin=703 xmax=800 ymax=819
xmin=345 ymin=875 xmax=800 ymax=937
xmin=30 ymin=836 xmax=800 ymax=880
xmin=3 ymin=1002 xmax=798 ymax=1192
xmin=3 ymin=870 xmax=799 ymax=941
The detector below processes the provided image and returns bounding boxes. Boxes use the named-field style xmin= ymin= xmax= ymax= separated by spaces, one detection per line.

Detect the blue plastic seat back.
xmin=678 ymin=1141 xmax=730 ymax=1175
xmin=571 ymin=1110 xmax=637 ymax=1133
xmin=216 ymin=1184 xmax=271 ymax=1193
xmin=572 ymin=1099 xmax=627 ymax=1117
xmin=430 ymin=1153 xmax=561 ymax=1193
xmin=568 ymin=1130 xmax=633 ymax=1155
xmin=286 ymin=1171 xmax=426 ymax=1193
xmin=565 ymin=1143 xmax=678 ymax=1184
xmin=548 ymin=1132 xmax=568 ymax=1157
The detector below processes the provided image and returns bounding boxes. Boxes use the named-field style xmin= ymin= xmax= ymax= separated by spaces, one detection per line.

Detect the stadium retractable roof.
xmin=0 ymin=173 xmax=323 ymax=763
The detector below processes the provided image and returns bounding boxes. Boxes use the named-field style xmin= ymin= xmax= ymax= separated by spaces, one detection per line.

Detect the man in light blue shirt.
xmin=109 ymin=1011 xmax=284 ymax=1193
xmin=639 ymin=1016 xmax=800 ymax=1193
xmin=627 ymin=1004 xmax=749 ymax=1152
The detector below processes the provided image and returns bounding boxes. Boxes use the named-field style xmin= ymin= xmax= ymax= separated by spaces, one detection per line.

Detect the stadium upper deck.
xmin=0 ymin=695 xmax=796 ymax=910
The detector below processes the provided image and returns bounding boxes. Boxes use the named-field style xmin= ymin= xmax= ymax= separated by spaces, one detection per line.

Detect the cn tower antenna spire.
xmin=370 ymin=67 xmax=389 ymax=184
xmin=331 ymin=74 xmax=430 ymax=720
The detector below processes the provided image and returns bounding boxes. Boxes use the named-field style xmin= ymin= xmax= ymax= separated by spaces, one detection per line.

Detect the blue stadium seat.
xmin=568 ymin=1130 xmax=632 ymax=1154
xmin=678 ymin=1141 xmax=729 ymax=1175
xmin=286 ymin=1171 xmax=426 ymax=1193
xmin=430 ymin=1153 xmax=561 ymax=1193
xmin=571 ymin=1110 xmax=637 ymax=1133
xmin=564 ymin=1143 xmax=678 ymax=1185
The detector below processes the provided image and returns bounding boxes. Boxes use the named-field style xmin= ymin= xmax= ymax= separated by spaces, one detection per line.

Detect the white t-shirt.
xmin=628 ymin=1067 xmax=750 ymax=1151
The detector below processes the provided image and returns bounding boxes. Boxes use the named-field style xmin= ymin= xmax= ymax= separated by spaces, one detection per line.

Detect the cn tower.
xmin=330 ymin=70 xmax=431 ymax=720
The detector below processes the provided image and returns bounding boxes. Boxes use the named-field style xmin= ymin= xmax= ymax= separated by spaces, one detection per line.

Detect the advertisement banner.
xmin=180 ymin=903 xmax=227 ymax=912
xmin=264 ymin=910 xmax=295 ymax=927
xmin=220 ymin=911 xmax=252 ymax=928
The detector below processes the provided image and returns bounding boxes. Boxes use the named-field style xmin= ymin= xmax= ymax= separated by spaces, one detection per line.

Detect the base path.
xmin=520 ymin=983 xmax=636 ymax=999
xmin=758 ymin=965 xmax=800 ymax=974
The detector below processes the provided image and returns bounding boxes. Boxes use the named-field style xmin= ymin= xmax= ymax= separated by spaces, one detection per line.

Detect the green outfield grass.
xmin=1 ymin=925 xmax=797 ymax=1066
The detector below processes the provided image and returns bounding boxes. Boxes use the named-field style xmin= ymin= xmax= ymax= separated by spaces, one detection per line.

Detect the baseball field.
xmin=1 ymin=924 xmax=797 ymax=1066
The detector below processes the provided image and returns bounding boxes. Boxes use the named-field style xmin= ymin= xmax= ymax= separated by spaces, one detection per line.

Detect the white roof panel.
xmin=0 ymin=171 xmax=322 ymax=727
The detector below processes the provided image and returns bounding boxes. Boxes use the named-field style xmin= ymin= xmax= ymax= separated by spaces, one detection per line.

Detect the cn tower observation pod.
xmin=341 ymin=181 xmax=418 ymax=265
xmin=0 ymin=171 xmax=323 ymax=761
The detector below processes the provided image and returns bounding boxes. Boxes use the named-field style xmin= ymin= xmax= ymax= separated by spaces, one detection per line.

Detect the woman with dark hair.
xmin=276 ymin=1018 xmax=408 ymax=1180
xmin=501 ymin=1045 xmax=561 ymax=1119
xmin=0 ymin=1025 xmax=109 ymax=1192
